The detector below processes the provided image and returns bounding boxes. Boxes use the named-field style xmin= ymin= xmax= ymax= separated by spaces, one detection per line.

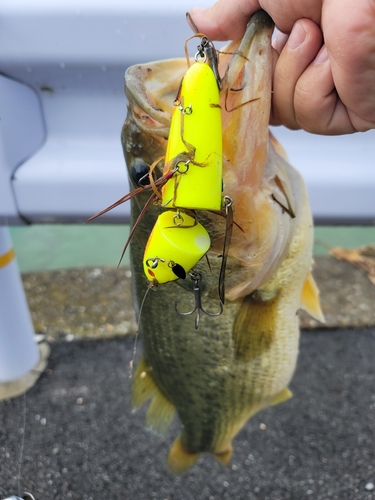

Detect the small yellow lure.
xmin=143 ymin=210 xmax=210 ymax=284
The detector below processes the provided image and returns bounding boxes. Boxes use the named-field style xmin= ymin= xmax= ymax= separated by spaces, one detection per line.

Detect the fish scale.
xmin=123 ymin=10 xmax=323 ymax=473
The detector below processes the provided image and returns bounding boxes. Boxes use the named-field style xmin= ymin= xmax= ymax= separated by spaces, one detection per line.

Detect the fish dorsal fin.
xmin=300 ymin=272 xmax=325 ymax=322
xmin=145 ymin=387 xmax=175 ymax=435
xmin=269 ymin=387 xmax=293 ymax=406
xmin=168 ymin=436 xmax=200 ymax=474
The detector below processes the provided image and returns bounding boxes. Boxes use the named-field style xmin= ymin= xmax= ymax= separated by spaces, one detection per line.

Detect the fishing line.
xmin=129 ymin=285 xmax=151 ymax=378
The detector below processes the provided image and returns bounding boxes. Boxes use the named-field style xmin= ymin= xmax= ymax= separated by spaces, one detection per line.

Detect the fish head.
xmin=123 ymin=11 xmax=311 ymax=301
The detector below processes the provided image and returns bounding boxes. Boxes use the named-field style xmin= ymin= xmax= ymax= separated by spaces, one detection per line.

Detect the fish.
xmin=121 ymin=10 xmax=323 ymax=474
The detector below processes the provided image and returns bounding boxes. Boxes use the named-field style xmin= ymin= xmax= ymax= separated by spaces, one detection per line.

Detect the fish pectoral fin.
xmin=232 ymin=292 xmax=277 ymax=362
xmin=145 ymin=386 xmax=176 ymax=435
xmin=300 ymin=271 xmax=325 ymax=323
xmin=269 ymin=387 xmax=293 ymax=406
xmin=131 ymin=356 xmax=157 ymax=410
xmin=167 ymin=436 xmax=200 ymax=474
xmin=214 ymin=443 xmax=233 ymax=466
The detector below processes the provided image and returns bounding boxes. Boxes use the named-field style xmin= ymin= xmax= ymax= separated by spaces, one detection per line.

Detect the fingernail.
xmin=186 ymin=11 xmax=200 ymax=33
xmin=314 ymin=45 xmax=328 ymax=64
xmin=288 ymin=23 xmax=306 ymax=49
xmin=272 ymin=31 xmax=288 ymax=53
xmin=187 ymin=8 xmax=204 ymax=32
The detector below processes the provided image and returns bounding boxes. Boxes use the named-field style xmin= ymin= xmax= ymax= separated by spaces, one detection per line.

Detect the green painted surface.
xmin=8 ymin=224 xmax=375 ymax=273
xmin=313 ymin=226 xmax=375 ymax=255
xmin=9 ymin=225 xmax=130 ymax=273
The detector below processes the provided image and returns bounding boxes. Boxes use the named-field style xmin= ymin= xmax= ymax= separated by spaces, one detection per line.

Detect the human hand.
xmin=188 ymin=0 xmax=375 ymax=135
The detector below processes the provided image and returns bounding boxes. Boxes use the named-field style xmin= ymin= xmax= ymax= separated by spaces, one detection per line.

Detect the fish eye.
xmin=130 ymin=158 xmax=150 ymax=187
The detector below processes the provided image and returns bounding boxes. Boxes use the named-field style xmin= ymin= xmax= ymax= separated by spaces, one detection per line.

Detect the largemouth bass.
xmin=121 ymin=10 xmax=323 ymax=473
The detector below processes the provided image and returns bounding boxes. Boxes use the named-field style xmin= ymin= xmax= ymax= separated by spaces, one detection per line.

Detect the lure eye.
xmin=171 ymin=263 xmax=186 ymax=280
xmin=130 ymin=158 xmax=150 ymax=187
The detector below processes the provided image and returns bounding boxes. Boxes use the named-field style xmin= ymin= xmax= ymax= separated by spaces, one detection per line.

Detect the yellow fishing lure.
xmin=143 ymin=210 xmax=210 ymax=284
xmin=162 ymin=61 xmax=222 ymax=211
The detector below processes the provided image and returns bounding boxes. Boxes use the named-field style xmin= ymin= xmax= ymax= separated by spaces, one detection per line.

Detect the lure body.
xmin=143 ymin=210 xmax=210 ymax=284
xmin=162 ymin=61 xmax=222 ymax=211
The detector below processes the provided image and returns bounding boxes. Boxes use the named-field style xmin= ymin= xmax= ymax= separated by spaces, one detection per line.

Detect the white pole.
xmin=0 ymin=226 xmax=49 ymax=399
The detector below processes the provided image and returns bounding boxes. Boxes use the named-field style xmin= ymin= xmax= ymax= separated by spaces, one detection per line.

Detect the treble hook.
xmin=175 ymin=271 xmax=223 ymax=329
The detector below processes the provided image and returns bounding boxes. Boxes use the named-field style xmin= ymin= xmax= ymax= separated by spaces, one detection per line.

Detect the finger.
xmin=323 ymin=0 xmax=375 ymax=130
xmin=293 ymin=46 xmax=356 ymax=134
xmin=188 ymin=0 xmax=322 ymax=41
xmin=271 ymin=19 xmax=323 ymax=129
xmin=261 ymin=0 xmax=322 ymax=33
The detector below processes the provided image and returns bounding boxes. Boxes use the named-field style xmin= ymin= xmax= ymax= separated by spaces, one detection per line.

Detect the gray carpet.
xmin=1 ymin=329 xmax=374 ymax=500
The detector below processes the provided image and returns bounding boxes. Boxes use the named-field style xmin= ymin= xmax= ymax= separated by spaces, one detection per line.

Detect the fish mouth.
xmin=219 ymin=10 xmax=274 ymax=194
xmin=123 ymin=12 xmax=300 ymax=301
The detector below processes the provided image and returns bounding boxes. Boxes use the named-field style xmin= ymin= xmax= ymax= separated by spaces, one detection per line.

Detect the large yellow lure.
xmin=162 ymin=61 xmax=222 ymax=211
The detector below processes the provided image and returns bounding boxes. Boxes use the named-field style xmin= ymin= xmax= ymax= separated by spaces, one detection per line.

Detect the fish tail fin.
xmin=300 ymin=271 xmax=325 ymax=323
xmin=167 ymin=436 xmax=200 ymax=474
xmin=214 ymin=443 xmax=233 ymax=466
xmin=132 ymin=356 xmax=175 ymax=435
